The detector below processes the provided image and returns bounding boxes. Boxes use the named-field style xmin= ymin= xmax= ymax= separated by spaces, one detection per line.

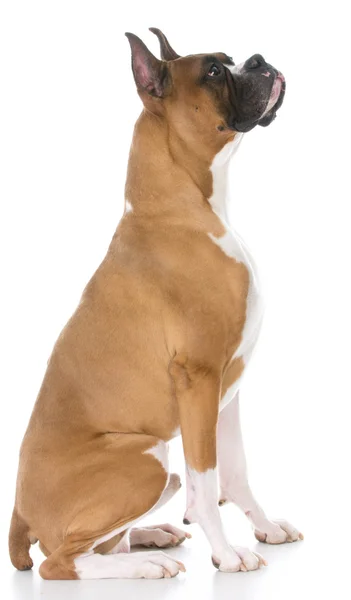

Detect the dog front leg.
xmin=218 ymin=392 xmax=303 ymax=543
xmin=170 ymin=355 xmax=265 ymax=572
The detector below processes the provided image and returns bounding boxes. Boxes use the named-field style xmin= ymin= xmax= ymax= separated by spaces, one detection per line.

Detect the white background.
xmin=1 ymin=1 xmax=350 ymax=598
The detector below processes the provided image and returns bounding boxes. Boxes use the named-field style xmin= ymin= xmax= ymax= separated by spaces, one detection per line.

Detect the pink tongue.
xmin=264 ymin=78 xmax=282 ymax=114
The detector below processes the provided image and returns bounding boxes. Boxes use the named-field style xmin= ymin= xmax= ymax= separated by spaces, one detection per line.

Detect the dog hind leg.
xmin=104 ymin=472 xmax=187 ymax=553
xmin=37 ymin=434 xmax=184 ymax=579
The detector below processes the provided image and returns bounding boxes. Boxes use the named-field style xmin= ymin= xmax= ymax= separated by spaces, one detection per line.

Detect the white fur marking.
xmin=209 ymin=135 xmax=243 ymax=221
xmin=144 ymin=441 xmax=169 ymax=474
xmin=218 ymin=396 xmax=303 ymax=544
xmin=130 ymin=523 xmax=188 ymax=547
xmin=125 ymin=200 xmax=133 ymax=213
xmin=208 ymin=141 xmax=264 ymax=368
xmin=74 ymin=550 xmax=183 ymax=579
xmin=184 ymin=466 xmax=261 ymax=571
xmin=184 ymin=467 xmax=231 ymax=559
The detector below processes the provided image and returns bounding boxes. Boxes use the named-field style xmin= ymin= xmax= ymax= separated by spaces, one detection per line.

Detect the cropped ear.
xmin=149 ymin=28 xmax=180 ymax=61
xmin=125 ymin=32 xmax=170 ymax=98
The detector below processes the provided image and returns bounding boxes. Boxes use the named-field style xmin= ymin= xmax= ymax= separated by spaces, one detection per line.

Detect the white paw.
xmin=255 ymin=519 xmax=304 ymax=544
xmin=149 ymin=523 xmax=191 ymax=547
xmin=212 ymin=546 xmax=267 ymax=573
xmin=137 ymin=551 xmax=186 ymax=579
xmin=131 ymin=523 xmax=191 ymax=548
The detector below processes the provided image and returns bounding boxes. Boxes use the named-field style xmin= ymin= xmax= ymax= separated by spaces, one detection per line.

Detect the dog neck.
xmin=209 ymin=133 xmax=244 ymax=223
xmin=124 ymin=111 xmax=240 ymax=223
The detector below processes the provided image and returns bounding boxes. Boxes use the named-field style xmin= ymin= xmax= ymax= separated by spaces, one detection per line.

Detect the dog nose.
xmin=244 ymin=54 xmax=267 ymax=70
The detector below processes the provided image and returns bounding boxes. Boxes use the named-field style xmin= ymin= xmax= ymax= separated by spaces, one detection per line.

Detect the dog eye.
xmin=208 ymin=64 xmax=222 ymax=77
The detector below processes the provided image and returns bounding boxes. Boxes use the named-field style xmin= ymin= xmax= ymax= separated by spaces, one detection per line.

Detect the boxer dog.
xmin=9 ymin=29 xmax=302 ymax=580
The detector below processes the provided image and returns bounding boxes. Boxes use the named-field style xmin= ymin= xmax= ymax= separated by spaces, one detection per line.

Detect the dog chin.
xmin=258 ymin=107 xmax=278 ymax=127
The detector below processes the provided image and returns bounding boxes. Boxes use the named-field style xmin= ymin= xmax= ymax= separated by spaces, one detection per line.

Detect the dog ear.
xmin=125 ymin=32 xmax=170 ymax=98
xmin=149 ymin=28 xmax=180 ymax=61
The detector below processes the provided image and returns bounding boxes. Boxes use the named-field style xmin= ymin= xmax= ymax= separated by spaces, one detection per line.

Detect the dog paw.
xmin=11 ymin=552 xmax=33 ymax=571
xmin=131 ymin=523 xmax=191 ymax=548
xmin=212 ymin=546 xmax=267 ymax=572
xmin=138 ymin=551 xmax=186 ymax=579
xmin=254 ymin=519 xmax=304 ymax=544
xmin=153 ymin=523 xmax=191 ymax=547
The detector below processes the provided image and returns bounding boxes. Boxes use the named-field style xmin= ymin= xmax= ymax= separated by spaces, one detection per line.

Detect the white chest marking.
xmin=208 ymin=138 xmax=264 ymax=374
xmin=210 ymin=134 xmax=243 ymax=222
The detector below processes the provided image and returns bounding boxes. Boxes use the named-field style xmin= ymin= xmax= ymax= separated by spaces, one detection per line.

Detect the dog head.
xmin=126 ymin=29 xmax=285 ymax=145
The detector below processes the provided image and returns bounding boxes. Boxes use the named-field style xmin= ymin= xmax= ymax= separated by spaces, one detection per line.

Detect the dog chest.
xmin=209 ymin=223 xmax=264 ymax=365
